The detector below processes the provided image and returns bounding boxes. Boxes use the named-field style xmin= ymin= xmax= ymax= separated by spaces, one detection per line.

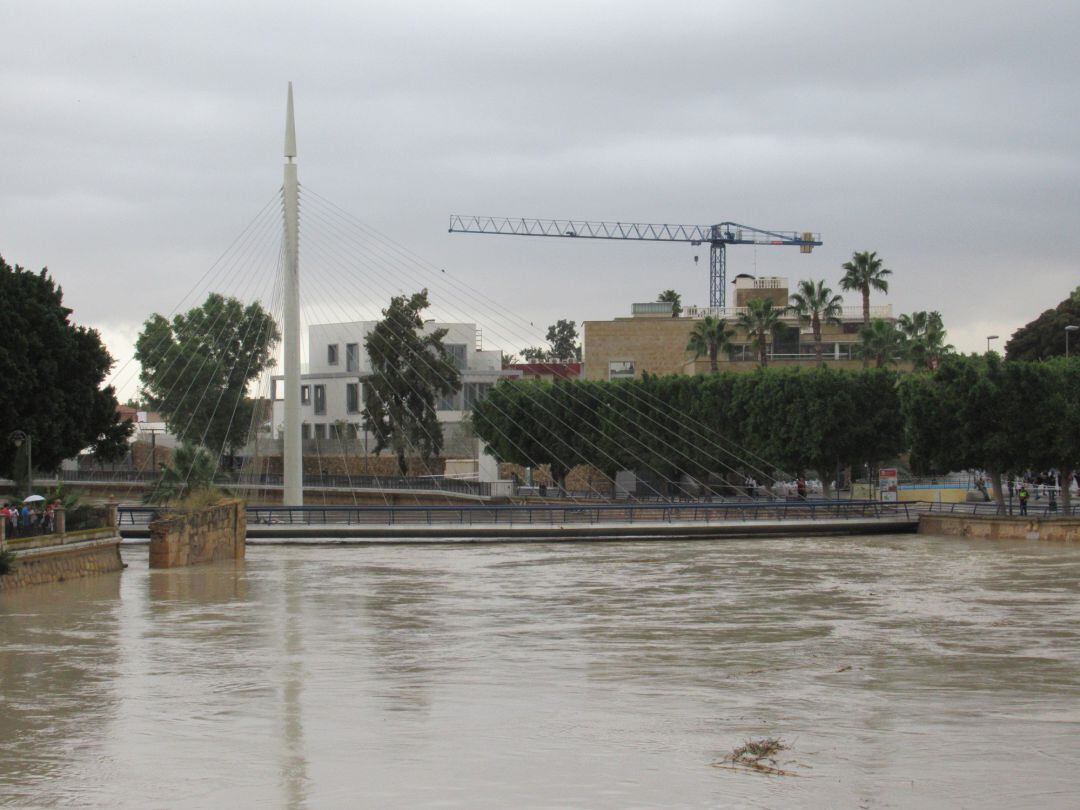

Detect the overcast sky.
xmin=3 ymin=0 xmax=1079 ymax=397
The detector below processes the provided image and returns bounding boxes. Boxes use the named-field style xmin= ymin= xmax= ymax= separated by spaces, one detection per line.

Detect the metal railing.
xmin=26 ymin=470 xmax=492 ymax=498
xmin=682 ymin=304 xmax=892 ymax=321
xmin=911 ymin=500 xmax=1080 ymax=518
xmin=117 ymin=499 xmax=917 ymax=529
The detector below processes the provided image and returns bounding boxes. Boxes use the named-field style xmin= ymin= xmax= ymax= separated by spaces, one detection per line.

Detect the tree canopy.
xmin=686 ymin=316 xmax=735 ymax=372
xmin=789 ymin=279 xmax=843 ymax=367
xmin=737 ymin=299 xmax=784 ymax=367
xmin=0 ymin=255 xmax=131 ymax=478
xmin=1005 ymin=286 xmax=1080 ymax=361
xmin=520 ymin=319 xmax=582 ymax=363
xmin=473 ymin=367 xmax=905 ymax=495
xmin=136 ymin=293 xmax=279 ymax=458
xmin=657 ymin=289 xmax=682 ymax=317
xmin=362 ymin=289 xmax=461 ymax=475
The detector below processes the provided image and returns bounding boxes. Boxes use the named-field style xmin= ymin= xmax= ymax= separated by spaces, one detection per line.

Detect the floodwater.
xmin=2 ymin=536 xmax=1079 ymax=809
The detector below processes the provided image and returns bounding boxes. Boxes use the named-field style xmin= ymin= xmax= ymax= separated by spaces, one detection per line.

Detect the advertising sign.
xmin=879 ymin=468 xmax=898 ymax=502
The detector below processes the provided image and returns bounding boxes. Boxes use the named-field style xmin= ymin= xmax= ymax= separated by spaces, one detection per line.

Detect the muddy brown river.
xmin=2 ymin=534 xmax=1079 ymax=808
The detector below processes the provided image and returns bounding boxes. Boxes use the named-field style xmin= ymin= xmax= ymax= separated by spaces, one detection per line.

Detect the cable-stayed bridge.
xmin=95 ymin=84 xmax=825 ymax=520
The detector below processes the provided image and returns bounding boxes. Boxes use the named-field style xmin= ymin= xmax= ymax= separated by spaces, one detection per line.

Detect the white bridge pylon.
xmin=282 ymin=83 xmax=303 ymax=505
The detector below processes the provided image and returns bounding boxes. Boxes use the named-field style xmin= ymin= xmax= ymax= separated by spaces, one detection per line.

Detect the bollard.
xmin=106 ymin=500 xmax=118 ymax=530
xmin=54 ymin=506 xmax=66 ymax=536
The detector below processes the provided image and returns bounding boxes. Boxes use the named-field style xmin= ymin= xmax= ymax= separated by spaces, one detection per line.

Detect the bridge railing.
xmin=117 ymin=499 xmax=915 ymax=528
xmin=35 ymin=470 xmax=493 ymax=498
xmin=909 ymin=499 xmax=1080 ymax=518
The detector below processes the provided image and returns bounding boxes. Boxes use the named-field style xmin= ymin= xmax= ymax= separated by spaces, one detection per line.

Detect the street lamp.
xmin=986 ymin=334 xmax=1000 ymax=353
xmin=7 ymin=430 xmax=31 ymax=498
xmin=1066 ymin=325 xmax=1079 ymax=358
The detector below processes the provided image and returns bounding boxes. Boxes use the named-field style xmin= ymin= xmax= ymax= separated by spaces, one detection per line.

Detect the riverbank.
xmin=919 ymin=513 xmax=1080 ymax=542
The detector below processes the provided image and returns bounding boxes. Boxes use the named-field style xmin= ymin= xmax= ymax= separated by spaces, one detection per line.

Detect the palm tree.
xmin=899 ymin=310 xmax=954 ymax=370
xmin=658 ymin=289 xmax=682 ymax=318
xmin=789 ymin=279 xmax=844 ymax=367
xmin=737 ymin=299 xmax=784 ymax=367
xmin=686 ymin=315 xmax=735 ymax=372
xmin=841 ymin=251 xmax=892 ymax=368
xmin=147 ymin=443 xmax=223 ymax=503
xmin=856 ymin=319 xmax=905 ymax=368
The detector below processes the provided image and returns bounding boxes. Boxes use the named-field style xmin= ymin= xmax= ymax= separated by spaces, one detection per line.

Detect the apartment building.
xmin=582 ymin=275 xmax=896 ymax=381
xmin=269 ymin=320 xmax=517 ymax=455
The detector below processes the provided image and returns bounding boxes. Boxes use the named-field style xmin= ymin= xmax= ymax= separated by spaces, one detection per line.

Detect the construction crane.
xmin=448 ymin=215 xmax=822 ymax=309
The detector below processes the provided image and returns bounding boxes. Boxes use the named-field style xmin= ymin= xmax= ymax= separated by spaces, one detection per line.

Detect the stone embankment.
xmin=0 ymin=504 xmax=124 ymax=589
xmin=149 ymin=500 xmax=246 ymax=568
xmin=919 ymin=513 xmax=1080 ymax=542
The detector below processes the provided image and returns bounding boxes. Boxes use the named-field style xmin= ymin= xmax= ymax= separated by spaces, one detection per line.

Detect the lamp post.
xmin=7 ymin=430 xmax=31 ymax=498
xmin=986 ymin=334 xmax=999 ymax=354
xmin=1066 ymin=325 xmax=1079 ymax=358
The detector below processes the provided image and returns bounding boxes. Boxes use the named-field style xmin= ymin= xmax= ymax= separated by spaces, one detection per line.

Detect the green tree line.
xmin=473 ymin=358 xmax=1080 ymax=506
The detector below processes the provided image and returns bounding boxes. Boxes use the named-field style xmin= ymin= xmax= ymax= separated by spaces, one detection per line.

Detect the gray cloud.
xmin=3 ymin=0 xmax=1079 ymax=396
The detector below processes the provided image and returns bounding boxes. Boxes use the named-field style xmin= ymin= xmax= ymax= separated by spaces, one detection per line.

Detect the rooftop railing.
xmin=682 ymin=304 xmax=892 ymax=321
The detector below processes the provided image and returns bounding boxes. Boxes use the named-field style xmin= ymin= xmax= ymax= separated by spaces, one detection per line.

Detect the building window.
xmin=346 ymin=423 xmax=360 ymax=439
xmin=301 ymin=385 xmax=310 ymax=405
xmin=301 ymin=423 xmax=311 ymax=440
xmin=608 ymin=360 xmax=635 ymax=380
xmin=446 ymin=344 xmax=467 ymax=370
xmin=437 ymin=391 xmax=460 ymax=411
xmin=842 ymin=322 xmax=861 ymax=334
xmin=314 ymin=384 xmax=326 ymax=415
xmin=463 ymin=382 xmax=493 ymax=409
xmin=314 ymin=423 xmax=326 ymax=439
xmin=346 ymin=382 xmax=360 ymax=414
xmin=271 ymin=379 xmax=279 ymax=400
xmin=773 ymin=326 xmax=800 ymax=356
xmin=328 ymin=344 xmax=339 ymax=365
xmin=346 ymin=343 xmax=359 ymax=372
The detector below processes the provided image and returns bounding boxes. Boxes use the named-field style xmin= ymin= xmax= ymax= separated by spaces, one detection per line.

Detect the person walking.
xmin=1018 ymin=484 xmax=1030 ymax=516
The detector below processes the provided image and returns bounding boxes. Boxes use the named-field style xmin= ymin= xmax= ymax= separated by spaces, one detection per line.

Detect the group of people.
xmin=1004 ymin=471 xmax=1077 ymax=516
xmin=1 ymin=500 xmax=59 ymax=537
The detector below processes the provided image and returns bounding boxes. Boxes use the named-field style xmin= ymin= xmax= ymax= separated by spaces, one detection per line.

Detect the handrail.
xmin=116 ymin=499 xmax=917 ymax=528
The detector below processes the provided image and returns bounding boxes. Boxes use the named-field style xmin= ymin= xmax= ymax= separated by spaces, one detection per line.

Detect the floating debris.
xmin=713 ymin=737 xmax=798 ymax=776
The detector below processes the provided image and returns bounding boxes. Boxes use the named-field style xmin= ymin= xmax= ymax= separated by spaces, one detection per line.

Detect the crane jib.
xmin=447 ymin=214 xmax=822 ymax=308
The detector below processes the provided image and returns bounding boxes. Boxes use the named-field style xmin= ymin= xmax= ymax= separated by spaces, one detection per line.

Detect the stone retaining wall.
xmin=919 ymin=514 xmax=1080 ymax=542
xmin=0 ymin=529 xmax=124 ymax=589
xmin=149 ymin=500 xmax=246 ymax=568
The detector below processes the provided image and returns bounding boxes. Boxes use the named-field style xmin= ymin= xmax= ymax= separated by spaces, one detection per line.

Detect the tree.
xmin=686 ymin=316 xmax=735 ymax=372
xmin=0 ymin=255 xmax=132 ymax=478
xmin=789 ymin=279 xmax=844 ymax=367
xmin=658 ymin=289 xmax=682 ymax=317
xmin=362 ymin=289 xmax=461 ymax=475
xmin=900 ymin=354 xmax=1041 ymax=513
xmin=545 ymin=319 xmax=582 ymax=362
xmin=136 ymin=293 xmax=279 ymax=458
xmin=737 ymin=299 xmax=784 ymax=367
xmin=520 ymin=346 xmax=550 ymax=362
xmin=1005 ymin=287 xmax=1080 ymax=360
xmin=857 ymin=319 xmax=905 ymax=368
xmin=840 ymin=250 xmax=892 ymax=368
xmin=146 ymin=442 xmax=223 ymax=503
xmin=899 ymin=311 xmax=953 ymax=370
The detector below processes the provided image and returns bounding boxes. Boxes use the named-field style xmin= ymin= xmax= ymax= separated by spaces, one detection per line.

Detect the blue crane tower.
xmin=448 ymin=215 xmax=822 ymax=309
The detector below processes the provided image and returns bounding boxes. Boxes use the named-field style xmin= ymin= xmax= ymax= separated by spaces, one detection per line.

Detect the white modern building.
xmin=269 ymin=320 xmax=516 ymax=457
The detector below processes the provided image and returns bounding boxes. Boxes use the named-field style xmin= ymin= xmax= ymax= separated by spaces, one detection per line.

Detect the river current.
xmin=2 ymin=534 xmax=1079 ymax=808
